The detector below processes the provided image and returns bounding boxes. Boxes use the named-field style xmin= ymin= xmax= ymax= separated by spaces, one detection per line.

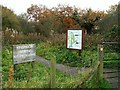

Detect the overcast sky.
xmin=0 ymin=0 xmax=119 ymax=15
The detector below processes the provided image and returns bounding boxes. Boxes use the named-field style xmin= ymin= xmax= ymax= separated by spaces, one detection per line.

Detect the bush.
xmin=104 ymin=25 xmax=120 ymax=42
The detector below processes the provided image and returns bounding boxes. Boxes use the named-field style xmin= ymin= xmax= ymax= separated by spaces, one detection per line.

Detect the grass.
xmin=85 ymin=75 xmax=111 ymax=88
xmin=2 ymin=43 xmax=113 ymax=88
xmin=2 ymin=46 xmax=83 ymax=88
xmin=36 ymin=42 xmax=98 ymax=67
xmin=3 ymin=61 xmax=94 ymax=88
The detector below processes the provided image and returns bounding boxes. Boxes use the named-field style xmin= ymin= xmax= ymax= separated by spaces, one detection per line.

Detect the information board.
xmin=13 ymin=44 xmax=36 ymax=64
xmin=67 ymin=30 xmax=83 ymax=50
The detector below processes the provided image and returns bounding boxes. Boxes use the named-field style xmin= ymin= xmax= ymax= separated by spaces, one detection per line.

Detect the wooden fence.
xmin=3 ymin=41 xmax=118 ymax=88
xmin=49 ymin=44 xmax=103 ymax=88
xmin=99 ymin=42 xmax=120 ymax=88
xmin=50 ymin=43 xmax=119 ymax=88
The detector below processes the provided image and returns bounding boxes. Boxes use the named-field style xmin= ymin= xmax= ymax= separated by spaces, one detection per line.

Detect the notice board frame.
xmin=66 ymin=29 xmax=84 ymax=50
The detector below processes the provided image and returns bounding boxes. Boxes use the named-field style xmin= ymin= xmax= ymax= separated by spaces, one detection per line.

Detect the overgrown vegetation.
xmin=2 ymin=47 xmax=110 ymax=88
xmin=1 ymin=2 xmax=119 ymax=89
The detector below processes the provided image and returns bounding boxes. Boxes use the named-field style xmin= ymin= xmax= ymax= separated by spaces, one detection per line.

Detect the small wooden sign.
xmin=13 ymin=44 xmax=36 ymax=64
xmin=67 ymin=30 xmax=83 ymax=50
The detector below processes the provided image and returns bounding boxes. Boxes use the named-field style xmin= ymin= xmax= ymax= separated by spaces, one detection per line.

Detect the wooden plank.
xmin=102 ymin=42 xmax=120 ymax=44
xmin=104 ymin=72 xmax=118 ymax=78
xmin=110 ymin=82 xmax=119 ymax=88
xmin=107 ymin=77 xmax=118 ymax=84
xmin=13 ymin=44 xmax=36 ymax=64
xmin=103 ymin=68 xmax=119 ymax=73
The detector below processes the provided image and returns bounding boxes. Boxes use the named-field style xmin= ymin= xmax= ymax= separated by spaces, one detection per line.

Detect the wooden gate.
xmin=98 ymin=42 xmax=120 ymax=88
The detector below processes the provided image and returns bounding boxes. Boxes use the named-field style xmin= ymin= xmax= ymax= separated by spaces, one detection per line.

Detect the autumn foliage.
xmin=26 ymin=4 xmax=106 ymax=35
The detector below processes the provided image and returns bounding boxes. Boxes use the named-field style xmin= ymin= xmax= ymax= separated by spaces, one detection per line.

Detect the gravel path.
xmin=36 ymin=56 xmax=86 ymax=76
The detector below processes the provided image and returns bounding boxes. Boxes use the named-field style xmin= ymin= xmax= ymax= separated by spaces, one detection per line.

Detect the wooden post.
xmin=13 ymin=64 xmax=17 ymax=80
xmin=27 ymin=69 xmax=31 ymax=83
xmin=98 ymin=44 xmax=103 ymax=77
xmin=50 ymin=56 xmax=56 ymax=88
xmin=27 ymin=61 xmax=34 ymax=82
xmin=79 ymin=50 xmax=81 ymax=56
xmin=31 ymin=61 xmax=34 ymax=68
xmin=8 ymin=65 xmax=13 ymax=88
xmin=0 ymin=72 xmax=2 ymax=90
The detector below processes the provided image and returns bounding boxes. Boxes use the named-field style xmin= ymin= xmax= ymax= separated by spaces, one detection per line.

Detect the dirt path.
xmin=36 ymin=56 xmax=87 ymax=76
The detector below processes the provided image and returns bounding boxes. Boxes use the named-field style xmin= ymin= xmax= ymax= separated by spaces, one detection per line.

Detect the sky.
xmin=0 ymin=0 xmax=119 ymax=15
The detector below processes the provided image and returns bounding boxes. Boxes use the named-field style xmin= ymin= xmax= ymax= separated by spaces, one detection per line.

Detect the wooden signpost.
xmin=66 ymin=29 xmax=84 ymax=57
xmin=12 ymin=44 xmax=36 ymax=79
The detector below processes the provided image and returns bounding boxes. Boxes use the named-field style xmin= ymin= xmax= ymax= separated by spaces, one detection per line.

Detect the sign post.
xmin=67 ymin=30 xmax=84 ymax=59
xmin=13 ymin=44 xmax=36 ymax=79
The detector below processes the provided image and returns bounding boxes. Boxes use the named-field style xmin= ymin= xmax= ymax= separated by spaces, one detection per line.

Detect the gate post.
xmin=50 ymin=56 xmax=56 ymax=88
xmin=98 ymin=44 xmax=103 ymax=77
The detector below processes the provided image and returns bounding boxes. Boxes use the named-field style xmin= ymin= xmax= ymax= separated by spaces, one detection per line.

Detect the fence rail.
xmin=101 ymin=42 xmax=120 ymax=44
xmin=99 ymin=42 xmax=120 ymax=88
